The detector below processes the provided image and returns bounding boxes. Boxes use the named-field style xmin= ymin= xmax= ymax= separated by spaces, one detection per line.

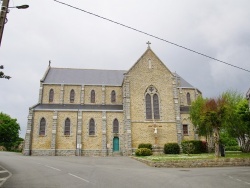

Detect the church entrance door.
xmin=113 ymin=137 xmax=119 ymax=152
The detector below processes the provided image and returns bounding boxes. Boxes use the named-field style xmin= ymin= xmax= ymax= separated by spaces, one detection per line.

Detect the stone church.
xmin=24 ymin=43 xmax=201 ymax=156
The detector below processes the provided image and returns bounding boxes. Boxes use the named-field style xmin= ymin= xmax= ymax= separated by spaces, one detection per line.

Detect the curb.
xmin=0 ymin=165 xmax=12 ymax=187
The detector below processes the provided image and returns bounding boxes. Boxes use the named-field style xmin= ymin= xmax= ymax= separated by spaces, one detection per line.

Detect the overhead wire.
xmin=53 ymin=0 xmax=250 ymax=73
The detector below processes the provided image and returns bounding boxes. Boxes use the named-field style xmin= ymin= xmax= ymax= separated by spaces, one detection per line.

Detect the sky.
xmin=0 ymin=0 xmax=250 ymax=138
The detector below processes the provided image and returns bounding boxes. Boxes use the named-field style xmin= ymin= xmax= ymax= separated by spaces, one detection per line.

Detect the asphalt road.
xmin=0 ymin=152 xmax=250 ymax=188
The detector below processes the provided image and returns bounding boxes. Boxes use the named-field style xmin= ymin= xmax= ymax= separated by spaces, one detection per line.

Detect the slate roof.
xmin=33 ymin=104 xmax=123 ymax=111
xmin=43 ymin=67 xmax=127 ymax=86
xmin=42 ymin=67 xmax=196 ymax=88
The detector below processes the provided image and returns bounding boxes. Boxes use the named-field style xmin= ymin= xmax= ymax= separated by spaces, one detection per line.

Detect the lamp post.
xmin=0 ymin=0 xmax=29 ymax=47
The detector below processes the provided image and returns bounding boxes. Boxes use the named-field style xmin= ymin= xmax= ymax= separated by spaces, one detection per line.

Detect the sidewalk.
xmin=0 ymin=165 xmax=12 ymax=187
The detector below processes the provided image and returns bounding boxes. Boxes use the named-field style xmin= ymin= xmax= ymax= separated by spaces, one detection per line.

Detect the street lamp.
xmin=0 ymin=0 xmax=29 ymax=47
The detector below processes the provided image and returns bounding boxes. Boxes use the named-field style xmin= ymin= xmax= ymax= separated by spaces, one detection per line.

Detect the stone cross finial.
xmin=146 ymin=41 xmax=151 ymax=49
xmin=49 ymin=60 xmax=51 ymax=66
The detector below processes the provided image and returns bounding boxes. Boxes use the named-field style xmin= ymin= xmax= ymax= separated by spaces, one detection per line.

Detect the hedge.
xmin=135 ymin=148 xmax=153 ymax=156
xmin=138 ymin=143 xmax=153 ymax=150
xmin=164 ymin=143 xmax=180 ymax=154
xmin=181 ymin=140 xmax=204 ymax=154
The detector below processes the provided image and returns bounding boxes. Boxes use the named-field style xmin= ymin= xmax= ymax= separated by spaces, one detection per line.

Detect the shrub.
xmin=135 ymin=148 xmax=153 ymax=156
xmin=138 ymin=143 xmax=153 ymax=150
xmin=181 ymin=140 xmax=203 ymax=154
xmin=164 ymin=143 xmax=180 ymax=154
xmin=225 ymin=146 xmax=241 ymax=151
xmin=201 ymin=141 xmax=208 ymax=153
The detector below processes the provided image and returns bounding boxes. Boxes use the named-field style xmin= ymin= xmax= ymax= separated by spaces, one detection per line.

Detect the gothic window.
xmin=70 ymin=89 xmax=75 ymax=103
xmin=146 ymin=94 xmax=152 ymax=119
xmin=91 ymin=90 xmax=95 ymax=103
xmin=49 ymin=89 xmax=54 ymax=102
xmin=111 ymin=90 xmax=116 ymax=103
xmin=145 ymin=86 xmax=160 ymax=120
xmin=153 ymin=94 xmax=160 ymax=119
xmin=64 ymin=118 xmax=70 ymax=135
xmin=113 ymin=119 xmax=119 ymax=133
xmin=39 ymin=118 xmax=46 ymax=136
xmin=187 ymin=92 xmax=191 ymax=105
xmin=89 ymin=118 xmax=95 ymax=135
xmin=183 ymin=124 xmax=188 ymax=135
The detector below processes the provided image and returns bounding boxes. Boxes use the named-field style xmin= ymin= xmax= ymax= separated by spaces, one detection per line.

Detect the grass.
xmin=136 ymin=152 xmax=250 ymax=162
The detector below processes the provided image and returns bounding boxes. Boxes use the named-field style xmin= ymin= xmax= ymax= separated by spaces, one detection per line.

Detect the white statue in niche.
xmin=154 ymin=127 xmax=157 ymax=134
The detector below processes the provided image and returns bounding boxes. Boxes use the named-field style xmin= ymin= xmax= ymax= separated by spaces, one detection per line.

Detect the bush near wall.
xmin=181 ymin=140 xmax=204 ymax=154
xmin=135 ymin=148 xmax=153 ymax=156
xmin=225 ymin=146 xmax=241 ymax=151
xmin=138 ymin=143 xmax=153 ymax=150
xmin=164 ymin=143 xmax=180 ymax=154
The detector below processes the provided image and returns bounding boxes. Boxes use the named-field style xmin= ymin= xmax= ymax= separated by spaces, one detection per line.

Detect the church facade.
xmin=24 ymin=45 xmax=201 ymax=156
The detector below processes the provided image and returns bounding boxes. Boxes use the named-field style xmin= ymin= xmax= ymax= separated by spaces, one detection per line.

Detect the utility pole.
xmin=0 ymin=0 xmax=10 ymax=47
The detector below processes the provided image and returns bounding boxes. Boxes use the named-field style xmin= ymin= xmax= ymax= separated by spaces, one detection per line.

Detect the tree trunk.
xmin=214 ymin=127 xmax=220 ymax=158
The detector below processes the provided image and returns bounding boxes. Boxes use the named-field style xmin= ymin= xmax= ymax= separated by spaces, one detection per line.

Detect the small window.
xmin=111 ymin=90 xmax=116 ymax=103
xmin=113 ymin=119 xmax=119 ymax=133
xmin=70 ymin=89 xmax=75 ymax=103
xmin=49 ymin=89 xmax=54 ymax=102
xmin=183 ymin=124 xmax=188 ymax=135
xmin=89 ymin=118 xmax=95 ymax=135
xmin=187 ymin=92 xmax=191 ymax=105
xmin=91 ymin=90 xmax=95 ymax=103
xmin=39 ymin=118 xmax=46 ymax=136
xmin=64 ymin=118 xmax=70 ymax=135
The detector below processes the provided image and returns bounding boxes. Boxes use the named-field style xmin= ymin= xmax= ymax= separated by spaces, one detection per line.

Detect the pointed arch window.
xmin=145 ymin=86 xmax=160 ymax=120
xmin=187 ymin=92 xmax=191 ymax=105
xmin=153 ymin=94 xmax=160 ymax=119
xmin=91 ymin=90 xmax=95 ymax=103
xmin=39 ymin=118 xmax=46 ymax=136
xmin=113 ymin=119 xmax=119 ymax=133
xmin=49 ymin=89 xmax=54 ymax=102
xmin=70 ymin=89 xmax=75 ymax=103
xmin=89 ymin=118 xmax=95 ymax=135
xmin=64 ymin=118 xmax=70 ymax=135
xmin=146 ymin=94 xmax=152 ymax=119
xmin=111 ymin=90 xmax=116 ymax=103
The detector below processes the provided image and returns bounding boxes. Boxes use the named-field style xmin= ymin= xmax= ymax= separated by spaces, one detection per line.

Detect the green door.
xmin=113 ymin=137 xmax=119 ymax=152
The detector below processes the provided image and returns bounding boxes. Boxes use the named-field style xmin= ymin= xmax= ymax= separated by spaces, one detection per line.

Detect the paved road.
xmin=0 ymin=152 xmax=250 ymax=188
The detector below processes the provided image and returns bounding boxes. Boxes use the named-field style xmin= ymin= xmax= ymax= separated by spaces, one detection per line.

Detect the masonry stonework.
xmin=24 ymin=46 xmax=201 ymax=156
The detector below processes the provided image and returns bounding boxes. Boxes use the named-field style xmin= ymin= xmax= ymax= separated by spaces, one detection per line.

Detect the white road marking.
xmin=0 ymin=170 xmax=8 ymax=173
xmin=225 ymin=175 xmax=250 ymax=185
xmin=45 ymin=165 xmax=61 ymax=171
xmin=68 ymin=173 xmax=90 ymax=183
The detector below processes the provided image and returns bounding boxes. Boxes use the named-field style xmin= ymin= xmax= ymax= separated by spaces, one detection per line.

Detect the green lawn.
xmin=136 ymin=152 xmax=250 ymax=162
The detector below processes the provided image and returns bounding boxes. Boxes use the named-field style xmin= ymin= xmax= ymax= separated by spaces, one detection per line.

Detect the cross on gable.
xmin=146 ymin=41 xmax=151 ymax=48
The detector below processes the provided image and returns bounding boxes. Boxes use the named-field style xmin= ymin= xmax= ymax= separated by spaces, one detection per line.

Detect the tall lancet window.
xmin=111 ymin=90 xmax=116 ymax=103
xmin=39 ymin=118 xmax=46 ymax=136
xmin=145 ymin=86 xmax=160 ymax=120
xmin=70 ymin=89 xmax=75 ymax=103
xmin=49 ymin=89 xmax=54 ymax=102
xmin=91 ymin=90 xmax=95 ymax=103
xmin=64 ymin=118 xmax=70 ymax=135
xmin=187 ymin=92 xmax=191 ymax=105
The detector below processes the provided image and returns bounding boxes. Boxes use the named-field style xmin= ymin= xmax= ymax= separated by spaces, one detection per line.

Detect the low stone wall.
xmin=133 ymin=157 xmax=250 ymax=168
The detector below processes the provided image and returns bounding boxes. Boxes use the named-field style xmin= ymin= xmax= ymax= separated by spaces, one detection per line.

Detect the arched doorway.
xmin=113 ymin=137 xmax=119 ymax=152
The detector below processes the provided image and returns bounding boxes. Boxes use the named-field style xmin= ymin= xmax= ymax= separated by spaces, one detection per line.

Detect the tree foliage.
xmin=0 ymin=112 xmax=20 ymax=150
xmin=0 ymin=65 xmax=11 ymax=79
xmin=223 ymin=91 xmax=250 ymax=152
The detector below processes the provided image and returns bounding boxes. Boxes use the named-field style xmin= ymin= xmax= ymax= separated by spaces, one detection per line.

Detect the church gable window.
xmin=70 ymin=89 xmax=75 ymax=103
xmin=111 ymin=90 xmax=116 ymax=103
xmin=89 ymin=118 xmax=95 ymax=135
xmin=145 ymin=86 xmax=160 ymax=120
xmin=113 ymin=119 xmax=119 ymax=133
xmin=49 ymin=89 xmax=54 ymax=102
xmin=187 ymin=92 xmax=191 ymax=105
xmin=39 ymin=118 xmax=46 ymax=136
xmin=91 ymin=90 xmax=95 ymax=103
xmin=153 ymin=94 xmax=160 ymax=119
xmin=64 ymin=118 xmax=70 ymax=135
xmin=146 ymin=94 xmax=152 ymax=119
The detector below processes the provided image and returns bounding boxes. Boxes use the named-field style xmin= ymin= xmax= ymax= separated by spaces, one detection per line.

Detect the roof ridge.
xmin=50 ymin=67 xmax=127 ymax=72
